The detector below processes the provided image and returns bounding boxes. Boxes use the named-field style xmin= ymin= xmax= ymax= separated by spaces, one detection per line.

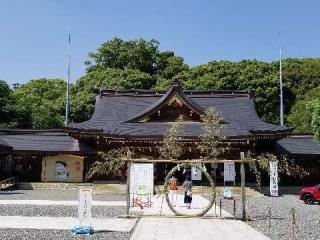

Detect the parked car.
xmin=299 ymin=184 xmax=320 ymax=204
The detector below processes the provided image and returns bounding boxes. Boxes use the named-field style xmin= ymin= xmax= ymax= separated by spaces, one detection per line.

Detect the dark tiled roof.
xmin=69 ymin=84 xmax=288 ymax=138
xmin=0 ymin=138 xmax=11 ymax=149
xmin=274 ymin=135 xmax=320 ymax=155
xmin=0 ymin=129 xmax=94 ymax=153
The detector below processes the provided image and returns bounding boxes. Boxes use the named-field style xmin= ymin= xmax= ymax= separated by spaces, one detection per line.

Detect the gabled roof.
xmin=68 ymin=82 xmax=289 ymax=139
xmin=0 ymin=129 xmax=94 ymax=153
xmin=126 ymin=80 xmax=204 ymax=123
xmin=274 ymin=134 xmax=320 ymax=156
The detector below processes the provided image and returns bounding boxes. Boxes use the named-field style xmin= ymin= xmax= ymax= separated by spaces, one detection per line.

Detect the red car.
xmin=299 ymin=184 xmax=320 ymax=204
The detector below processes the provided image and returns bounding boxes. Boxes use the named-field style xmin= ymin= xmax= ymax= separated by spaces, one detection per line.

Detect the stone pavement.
xmin=130 ymin=194 xmax=231 ymax=217
xmin=130 ymin=194 xmax=269 ymax=240
xmin=0 ymin=216 xmax=136 ymax=232
xmin=130 ymin=218 xmax=270 ymax=240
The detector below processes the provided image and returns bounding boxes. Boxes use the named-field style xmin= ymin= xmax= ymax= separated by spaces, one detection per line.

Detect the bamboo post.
xmin=240 ymin=152 xmax=246 ymax=221
xmin=126 ymin=162 xmax=131 ymax=216
xmin=290 ymin=208 xmax=296 ymax=240
xmin=245 ymin=200 xmax=249 ymax=222
xmin=233 ymin=199 xmax=236 ymax=220
xmin=214 ymin=198 xmax=217 ymax=217
xmin=268 ymin=206 xmax=272 ymax=237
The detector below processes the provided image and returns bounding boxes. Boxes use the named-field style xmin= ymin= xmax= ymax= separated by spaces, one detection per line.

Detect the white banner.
xmin=129 ymin=163 xmax=154 ymax=196
xmin=270 ymin=161 xmax=278 ymax=197
xmin=224 ymin=162 xmax=236 ymax=182
xmin=78 ymin=187 xmax=92 ymax=227
xmin=191 ymin=166 xmax=202 ymax=181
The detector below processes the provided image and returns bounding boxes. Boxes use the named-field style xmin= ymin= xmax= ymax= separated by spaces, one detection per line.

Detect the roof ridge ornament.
xmin=172 ymin=79 xmax=181 ymax=87
xmin=124 ymin=79 xmax=204 ymax=123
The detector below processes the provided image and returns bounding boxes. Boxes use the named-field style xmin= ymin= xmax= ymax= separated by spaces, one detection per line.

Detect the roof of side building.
xmin=0 ymin=129 xmax=94 ymax=153
xmin=274 ymin=134 xmax=320 ymax=156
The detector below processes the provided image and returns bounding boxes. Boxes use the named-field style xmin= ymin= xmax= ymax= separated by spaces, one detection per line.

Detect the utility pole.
xmin=279 ymin=33 xmax=284 ymax=127
xmin=65 ymin=33 xmax=71 ymax=126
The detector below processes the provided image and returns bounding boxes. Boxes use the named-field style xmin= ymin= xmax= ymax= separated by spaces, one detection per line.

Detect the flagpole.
xmin=279 ymin=33 xmax=284 ymax=127
xmin=65 ymin=33 xmax=71 ymax=126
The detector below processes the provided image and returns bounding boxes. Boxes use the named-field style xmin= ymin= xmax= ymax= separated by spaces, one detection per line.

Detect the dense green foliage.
xmin=0 ymin=80 xmax=28 ymax=128
xmin=13 ymin=79 xmax=67 ymax=128
xmin=1 ymin=38 xmax=320 ymax=140
xmin=85 ymin=149 xmax=127 ymax=180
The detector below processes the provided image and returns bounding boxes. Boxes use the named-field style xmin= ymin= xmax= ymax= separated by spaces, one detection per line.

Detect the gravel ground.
xmin=0 ymin=190 xmax=132 ymax=240
xmin=212 ymin=195 xmax=320 ymax=240
xmin=0 ymin=190 xmax=126 ymax=201
xmin=0 ymin=205 xmax=126 ymax=218
xmin=0 ymin=229 xmax=131 ymax=240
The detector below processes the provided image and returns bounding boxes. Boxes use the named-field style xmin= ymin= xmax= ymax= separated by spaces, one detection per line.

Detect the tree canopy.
xmin=13 ymin=79 xmax=67 ymax=128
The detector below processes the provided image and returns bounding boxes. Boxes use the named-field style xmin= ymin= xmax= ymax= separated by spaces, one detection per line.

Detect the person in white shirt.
xmin=168 ymin=175 xmax=178 ymax=207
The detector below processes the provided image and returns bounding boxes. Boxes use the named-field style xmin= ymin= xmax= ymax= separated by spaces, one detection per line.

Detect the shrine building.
xmin=0 ymin=81 xmax=319 ymax=184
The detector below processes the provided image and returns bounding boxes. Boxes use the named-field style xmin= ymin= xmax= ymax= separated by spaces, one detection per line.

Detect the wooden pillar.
xmin=240 ymin=151 xmax=246 ymax=220
xmin=126 ymin=162 xmax=131 ymax=215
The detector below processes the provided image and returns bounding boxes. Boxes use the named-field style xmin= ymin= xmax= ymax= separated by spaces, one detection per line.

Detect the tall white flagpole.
xmin=279 ymin=33 xmax=284 ymax=127
xmin=65 ymin=33 xmax=71 ymax=126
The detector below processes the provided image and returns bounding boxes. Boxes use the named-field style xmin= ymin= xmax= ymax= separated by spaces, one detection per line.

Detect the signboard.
xmin=224 ymin=187 xmax=232 ymax=198
xmin=224 ymin=162 xmax=236 ymax=182
xmin=129 ymin=163 xmax=154 ymax=196
xmin=41 ymin=155 xmax=84 ymax=182
xmin=270 ymin=161 xmax=278 ymax=197
xmin=191 ymin=166 xmax=202 ymax=181
xmin=78 ymin=187 xmax=92 ymax=227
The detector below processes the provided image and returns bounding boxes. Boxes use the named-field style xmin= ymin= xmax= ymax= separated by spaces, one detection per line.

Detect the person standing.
xmin=169 ymin=175 xmax=178 ymax=207
xmin=182 ymin=175 xmax=192 ymax=209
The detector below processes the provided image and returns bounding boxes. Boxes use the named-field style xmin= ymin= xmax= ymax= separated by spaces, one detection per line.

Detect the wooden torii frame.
xmin=124 ymin=152 xmax=253 ymax=220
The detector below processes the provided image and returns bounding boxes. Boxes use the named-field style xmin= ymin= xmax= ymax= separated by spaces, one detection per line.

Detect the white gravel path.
xmin=0 ymin=199 xmax=126 ymax=206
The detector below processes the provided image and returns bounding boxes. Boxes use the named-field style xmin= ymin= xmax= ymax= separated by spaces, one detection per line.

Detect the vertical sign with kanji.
xmin=270 ymin=161 xmax=278 ymax=197
xmin=78 ymin=187 xmax=92 ymax=227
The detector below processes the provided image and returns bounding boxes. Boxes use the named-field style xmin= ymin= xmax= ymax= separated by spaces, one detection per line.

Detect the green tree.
xmin=246 ymin=152 xmax=307 ymax=187
xmin=85 ymin=149 xmax=127 ymax=181
xmin=287 ymin=87 xmax=320 ymax=133
xmin=85 ymin=37 xmax=187 ymax=78
xmin=306 ymin=99 xmax=320 ymax=141
xmin=0 ymin=80 xmax=14 ymax=126
xmin=159 ymin=118 xmax=184 ymax=160
xmin=0 ymin=80 xmax=28 ymax=128
xmin=13 ymin=79 xmax=67 ymax=128
xmin=198 ymin=107 xmax=227 ymax=160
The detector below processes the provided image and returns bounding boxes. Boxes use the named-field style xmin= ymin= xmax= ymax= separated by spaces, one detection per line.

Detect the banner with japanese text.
xmin=270 ymin=161 xmax=278 ymax=197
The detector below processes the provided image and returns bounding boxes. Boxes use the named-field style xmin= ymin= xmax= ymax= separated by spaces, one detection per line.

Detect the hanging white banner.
xmin=78 ymin=187 xmax=92 ymax=227
xmin=191 ymin=166 xmax=202 ymax=181
xmin=129 ymin=163 xmax=154 ymax=196
xmin=224 ymin=162 xmax=236 ymax=182
xmin=270 ymin=161 xmax=278 ymax=197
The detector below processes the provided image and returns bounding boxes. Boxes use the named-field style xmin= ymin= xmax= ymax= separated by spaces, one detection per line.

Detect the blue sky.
xmin=1 ymin=0 xmax=319 ymax=85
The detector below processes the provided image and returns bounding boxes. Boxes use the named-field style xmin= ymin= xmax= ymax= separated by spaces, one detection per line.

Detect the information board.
xmin=191 ymin=166 xmax=202 ymax=181
xmin=129 ymin=163 xmax=154 ymax=196
xmin=270 ymin=161 xmax=278 ymax=197
xmin=224 ymin=162 xmax=236 ymax=182
xmin=78 ymin=187 xmax=92 ymax=227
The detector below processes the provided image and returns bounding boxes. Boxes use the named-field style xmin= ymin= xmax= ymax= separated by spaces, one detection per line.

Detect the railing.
xmin=0 ymin=176 xmax=19 ymax=191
